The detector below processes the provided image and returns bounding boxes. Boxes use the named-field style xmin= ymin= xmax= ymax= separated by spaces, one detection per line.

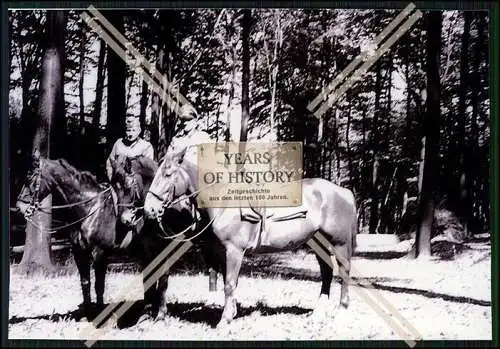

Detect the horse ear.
xmin=176 ymin=146 xmax=187 ymax=164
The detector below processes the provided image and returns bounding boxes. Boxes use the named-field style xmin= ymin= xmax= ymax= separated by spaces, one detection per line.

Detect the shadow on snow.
xmin=9 ymin=300 xmax=313 ymax=329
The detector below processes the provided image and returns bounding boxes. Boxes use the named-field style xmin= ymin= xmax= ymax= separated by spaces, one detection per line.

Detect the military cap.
xmin=178 ymin=104 xmax=198 ymax=121
xmin=125 ymin=116 xmax=141 ymax=129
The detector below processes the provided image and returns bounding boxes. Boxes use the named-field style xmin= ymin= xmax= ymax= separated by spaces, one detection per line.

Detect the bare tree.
xmin=413 ymin=11 xmax=443 ymax=259
xmin=18 ymin=10 xmax=66 ymax=275
xmin=106 ymin=10 xmax=126 ymax=151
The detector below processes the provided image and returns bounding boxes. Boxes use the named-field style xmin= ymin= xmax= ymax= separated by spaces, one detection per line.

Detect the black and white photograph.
xmin=7 ymin=4 xmax=494 ymax=344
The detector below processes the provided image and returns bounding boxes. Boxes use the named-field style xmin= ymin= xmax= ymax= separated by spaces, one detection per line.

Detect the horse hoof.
xmin=78 ymin=304 xmax=94 ymax=321
xmin=310 ymin=307 xmax=329 ymax=321
xmin=154 ymin=308 xmax=168 ymax=322
xmin=333 ymin=305 xmax=348 ymax=321
xmin=311 ymin=294 xmax=331 ymax=319
xmin=216 ymin=318 xmax=231 ymax=330
xmin=137 ymin=313 xmax=154 ymax=324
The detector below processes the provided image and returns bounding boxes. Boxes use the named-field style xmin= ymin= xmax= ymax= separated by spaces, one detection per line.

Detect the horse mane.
xmin=56 ymin=158 xmax=104 ymax=189
xmin=131 ymin=155 xmax=158 ymax=181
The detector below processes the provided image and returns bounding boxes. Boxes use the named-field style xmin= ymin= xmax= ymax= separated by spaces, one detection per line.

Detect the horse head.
xmin=16 ymin=154 xmax=54 ymax=218
xmin=16 ymin=156 xmax=107 ymax=220
xmin=111 ymin=155 xmax=159 ymax=227
xmin=144 ymin=146 xmax=195 ymax=221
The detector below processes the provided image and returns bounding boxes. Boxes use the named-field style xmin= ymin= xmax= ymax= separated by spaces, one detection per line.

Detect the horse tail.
xmin=351 ymin=195 xmax=358 ymax=253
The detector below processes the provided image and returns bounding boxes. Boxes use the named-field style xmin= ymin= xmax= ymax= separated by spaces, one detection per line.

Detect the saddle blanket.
xmin=240 ymin=204 xmax=308 ymax=250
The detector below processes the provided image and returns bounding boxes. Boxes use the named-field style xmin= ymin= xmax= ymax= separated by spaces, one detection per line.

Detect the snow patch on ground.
xmin=8 ymin=246 xmax=492 ymax=341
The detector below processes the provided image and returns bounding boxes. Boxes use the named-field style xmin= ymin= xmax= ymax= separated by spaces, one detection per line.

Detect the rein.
xmin=155 ymin=207 xmax=221 ymax=243
xmin=147 ymin=167 xmax=221 ymax=243
xmin=19 ymin=161 xmax=115 ymax=234
xmin=23 ymin=188 xmax=114 ymax=234
xmin=36 ymin=187 xmax=114 ymax=212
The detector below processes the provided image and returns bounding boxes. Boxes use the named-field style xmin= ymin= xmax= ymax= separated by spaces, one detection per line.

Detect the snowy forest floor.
xmin=8 ymin=239 xmax=492 ymax=342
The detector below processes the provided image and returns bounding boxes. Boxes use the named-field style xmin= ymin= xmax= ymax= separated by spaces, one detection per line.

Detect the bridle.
xmin=17 ymin=158 xmax=114 ymax=234
xmin=147 ymin=166 xmax=220 ymax=242
xmin=18 ymin=162 xmax=43 ymax=219
xmin=115 ymin=171 xmax=145 ymax=225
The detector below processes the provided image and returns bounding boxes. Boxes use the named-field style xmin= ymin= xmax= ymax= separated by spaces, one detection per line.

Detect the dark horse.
xmin=143 ymin=147 xmax=358 ymax=327
xmin=16 ymin=156 xmax=133 ymax=318
xmin=110 ymin=155 xmax=223 ymax=322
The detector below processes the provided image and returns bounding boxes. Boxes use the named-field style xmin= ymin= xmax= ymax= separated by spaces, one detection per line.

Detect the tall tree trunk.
xmin=380 ymin=56 xmax=393 ymax=234
xmin=328 ymin=148 xmax=333 ymax=181
xmin=150 ymin=43 xmax=161 ymax=156
xmin=106 ymin=10 xmax=126 ymax=152
xmin=224 ymin=46 xmax=237 ymax=142
xmin=467 ymin=14 xmax=485 ymax=234
xmin=478 ymin=13 xmax=489 ymax=232
xmin=413 ymin=11 xmax=442 ymax=259
xmin=239 ymin=9 xmax=251 ymax=146
xmin=268 ymin=10 xmax=282 ymax=139
xmin=50 ymin=11 xmax=67 ymax=160
xmin=456 ymin=12 xmax=472 ymax=232
xmin=92 ymin=38 xmax=106 ymax=132
xmin=79 ymin=24 xmax=86 ymax=130
xmin=153 ymin=10 xmax=176 ymax=160
xmin=317 ymin=113 xmax=324 ymax=176
xmin=346 ymin=99 xmax=354 ymax=188
xmin=139 ymin=78 xmax=148 ymax=138
xmin=332 ymin=110 xmax=339 ymax=183
xmin=369 ymin=62 xmax=382 ymax=234
xmin=335 ymin=114 xmax=341 ymax=182
xmin=385 ymin=54 xmax=393 ymax=142
xmin=18 ymin=10 xmax=66 ymax=275
xmin=399 ymin=39 xmax=412 ymax=236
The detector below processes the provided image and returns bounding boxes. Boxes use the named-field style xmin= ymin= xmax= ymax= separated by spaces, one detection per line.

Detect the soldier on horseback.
xmin=167 ymin=104 xmax=212 ymax=162
xmin=166 ymin=103 xmax=221 ymax=293
xmin=105 ymin=115 xmax=155 ymax=182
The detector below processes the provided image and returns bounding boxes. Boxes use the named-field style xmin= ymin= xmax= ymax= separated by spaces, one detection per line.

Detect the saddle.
xmin=240 ymin=204 xmax=308 ymax=250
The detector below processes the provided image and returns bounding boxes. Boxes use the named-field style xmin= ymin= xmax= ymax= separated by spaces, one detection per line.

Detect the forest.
xmin=7 ymin=6 xmax=496 ymax=343
xmin=8 ymin=7 xmax=491 ymax=270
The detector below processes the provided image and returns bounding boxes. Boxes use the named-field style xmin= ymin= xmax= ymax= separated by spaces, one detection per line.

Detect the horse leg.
xmin=217 ymin=243 xmax=243 ymax=327
xmin=209 ymin=268 xmax=218 ymax=292
xmin=312 ymin=252 xmax=334 ymax=317
xmin=203 ymin=240 xmax=227 ymax=305
xmin=138 ymin=273 xmax=161 ymax=323
xmin=333 ymin=243 xmax=352 ymax=309
xmin=155 ymin=273 xmax=170 ymax=321
xmin=73 ymin=245 xmax=92 ymax=318
xmin=93 ymin=250 xmax=108 ymax=309
xmin=200 ymin=243 xmax=219 ymax=292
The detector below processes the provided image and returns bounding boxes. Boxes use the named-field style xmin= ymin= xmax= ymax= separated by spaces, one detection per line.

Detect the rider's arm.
xmin=143 ymin=142 xmax=155 ymax=162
